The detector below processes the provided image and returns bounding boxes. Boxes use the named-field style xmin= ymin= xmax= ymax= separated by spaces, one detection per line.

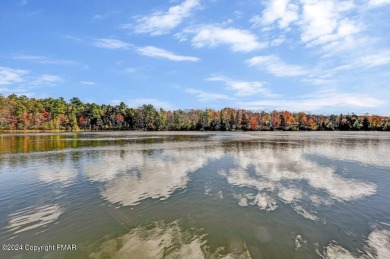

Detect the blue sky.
xmin=1 ymin=0 xmax=389 ymax=114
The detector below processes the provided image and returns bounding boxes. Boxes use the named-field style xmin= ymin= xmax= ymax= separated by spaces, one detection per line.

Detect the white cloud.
xmin=188 ymin=25 xmax=266 ymax=52
xmin=358 ymin=50 xmax=390 ymax=68
xmin=130 ymin=0 xmax=200 ymax=35
xmin=128 ymin=98 xmax=175 ymax=110
xmin=110 ymin=99 xmax=121 ymax=105
xmin=0 ymin=66 xmax=28 ymax=85
xmin=33 ymin=74 xmax=63 ymax=85
xmin=0 ymin=66 xmax=62 ymax=96
xmin=61 ymin=35 xmax=83 ymax=42
xmin=238 ymin=92 xmax=385 ymax=112
xmin=124 ymin=67 xmax=136 ymax=73
xmin=93 ymin=39 xmax=199 ymax=62
xmin=81 ymin=81 xmax=96 ymax=85
xmin=368 ymin=0 xmax=390 ymax=8
xmin=206 ymin=76 xmax=278 ymax=97
xmin=251 ymin=0 xmax=299 ymax=29
xmin=254 ymin=0 xmax=363 ymax=53
xmin=319 ymin=49 xmax=390 ymax=73
xmin=0 ymin=87 xmax=33 ymax=96
xmin=185 ymin=88 xmax=233 ymax=102
xmin=319 ymin=36 xmax=375 ymax=57
xmin=137 ymin=46 xmax=200 ymax=62
xmin=94 ymin=38 xmax=132 ymax=49
xmin=299 ymin=0 xmax=360 ymax=46
xmin=300 ymin=0 xmax=338 ymax=43
xmin=10 ymin=55 xmax=75 ymax=65
xmin=246 ymin=55 xmax=308 ymax=77
xmin=93 ymin=11 xmax=118 ymax=20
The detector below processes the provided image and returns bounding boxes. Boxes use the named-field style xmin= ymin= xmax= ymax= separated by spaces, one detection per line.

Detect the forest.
xmin=0 ymin=94 xmax=389 ymax=132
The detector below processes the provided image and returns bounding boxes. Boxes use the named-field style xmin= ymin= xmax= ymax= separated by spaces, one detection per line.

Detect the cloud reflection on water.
xmin=221 ymin=145 xmax=377 ymax=220
xmin=365 ymin=228 xmax=390 ymax=259
xmin=90 ymin=220 xmax=251 ymax=259
xmin=84 ymin=148 xmax=224 ymax=206
xmin=323 ymin=226 xmax=390 ymax=259
xmin=307 ymin=139 xmax=390 ymax=168
xmin=1 ymin=132 xmax=388 ymax=257
xmin=6 ymin=204 xmax=62 ymax=234
xmin=37 ymin=166 xmax=77 ymax=187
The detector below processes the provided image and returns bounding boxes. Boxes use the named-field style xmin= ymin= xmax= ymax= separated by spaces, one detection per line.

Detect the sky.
xmin=0 ymin=0 xmax=389 ymax=114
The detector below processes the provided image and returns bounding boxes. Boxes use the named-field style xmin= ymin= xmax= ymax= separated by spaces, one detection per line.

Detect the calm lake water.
xmin=0 ymin=132 xmax=389 ymax=259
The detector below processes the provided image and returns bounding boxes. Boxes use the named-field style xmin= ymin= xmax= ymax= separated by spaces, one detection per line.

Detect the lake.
xmin=0 ymin=132 xmax=389 ymax=258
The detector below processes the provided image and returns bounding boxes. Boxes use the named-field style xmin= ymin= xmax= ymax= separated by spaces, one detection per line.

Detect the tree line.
xmin=1 ymin=94 xmax=389 ymax=131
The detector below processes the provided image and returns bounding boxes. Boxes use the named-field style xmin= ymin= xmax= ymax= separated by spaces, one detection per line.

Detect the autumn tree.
xmin=241 ymin=113 xmax=249 ymax=131
xmin=362 ymin=117 xmax=370 ymax=131
xmin=250 ymin=117 xmax=258 ymax=130
xmin=140 ymin=104 xmax=157 ymax=130
xmin=1 ymin=94 xmax=389 ymax=132
xmin=197 ymin=109 xmax=210 ymax=131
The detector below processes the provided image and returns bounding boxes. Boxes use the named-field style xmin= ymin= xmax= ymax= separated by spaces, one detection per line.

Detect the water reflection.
xmin=308 ymin=140 xmax=390 ymax=168
xmin=221 ymin=145 xmax=377 ymax=220
xmin=90 ymin=220 xmax=251 ymax=259
xmin=84 ymin=148 xmax=224 ymax=206
xmin=0 ymin=132 xmax=389 ymax=258
xmin=37 ymin=166 xmax=77 ymax=187
xmin=323 ymin=226 xmax=390 ymax=259
xmin=6 ymin=204 xmax=62 ymax=234
xmin=365 ymin=228 xmax=390 ymax=259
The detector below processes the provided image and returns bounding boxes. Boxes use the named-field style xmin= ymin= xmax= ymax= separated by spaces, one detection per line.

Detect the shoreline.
xmin=1 ymin=129 xmax=389 ymax=134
